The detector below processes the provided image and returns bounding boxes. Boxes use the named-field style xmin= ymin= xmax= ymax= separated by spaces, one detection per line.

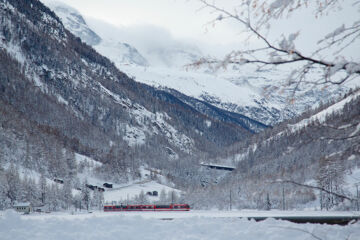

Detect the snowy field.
xmin=104 ymin=180 xmax=180 ymax=203
xmin=1 ymin=210 xmax=359 ymax=240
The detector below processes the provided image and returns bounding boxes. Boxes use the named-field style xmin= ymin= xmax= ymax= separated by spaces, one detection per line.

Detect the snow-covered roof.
xmin=13 ymin=202 xmax=31 ymax=207
xmin=200 ymin=162 xmax=235 ymax=170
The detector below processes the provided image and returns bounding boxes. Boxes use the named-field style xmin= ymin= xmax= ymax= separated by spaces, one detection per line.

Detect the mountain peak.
xmin=45 ymin=1 xmax=101 ymax=46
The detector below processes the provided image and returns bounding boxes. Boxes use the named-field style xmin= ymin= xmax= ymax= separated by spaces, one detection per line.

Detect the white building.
xmin=13 ymin=202 xmax=32 ymax=214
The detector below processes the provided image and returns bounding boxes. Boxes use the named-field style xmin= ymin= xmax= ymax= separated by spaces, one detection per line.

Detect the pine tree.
xmin=159 ymin=189 xmax=167 ymax=204
xmin=265 ymin=193 xmax=271 ymax=211
xmin=137 ymin=190 xmax=148 ymax=204
xmin=81 ymin=180 xmax=91 ymax=211
xmin=92 ymin=190 xmax=104 ymax=210
xmin=0 ymin=165 xmax=9 ymax=209
xmin=39 ymin=174 xmax=47 ymax=205
xmin=62 ymin=179 xmax=73 ymax=210
xmin=5 ymin=163 xmax=21 ymax=205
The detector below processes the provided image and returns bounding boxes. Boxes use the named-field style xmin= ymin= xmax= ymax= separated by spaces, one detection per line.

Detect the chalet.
xmin=86 ymin=184 xmax=96 ymax=190
xmin=13 ymin=202 xmax=32 ymax=214
xmin=54 ymin=178 xmax=64 ymax=184
xmin=103 ymin=183 xmax=113 ymax=188
xmin=33 ymin=205 xmax=46 ymax=213
xmin=152 ymin=191 xmax=158 ymax=196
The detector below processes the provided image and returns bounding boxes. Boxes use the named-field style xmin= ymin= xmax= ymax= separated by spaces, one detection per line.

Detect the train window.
xmin=155 ymin=205 xmax=170 ymax=209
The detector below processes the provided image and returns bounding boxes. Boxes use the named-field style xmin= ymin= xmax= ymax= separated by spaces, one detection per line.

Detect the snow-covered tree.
xmin=48 ymin=183 xmax=61 ymax=211
xmin=159 ymin=189 xmax=167 ymax=204
xmin=38 ymin=174 xmax=47 ymax=205
xmin=133 ymin=190 xmax=148 ymax=204
xmin=92 ymin=190 xmax=104 ymax=210
xmin=62 ymin=179 xmax=73 ymax=210
xmin=0 ymin=165 xmax=10 ymax=209
xmin=4 ymin=163 xmax=21 ymax=205
xmin=23 ymin=176 xmax=39 ymax=206
xmin=317 ymin=156 xmax=346 ymax=210
xmin=81 ymin=180 xmax=91 ymax=211
xmin=196 ymin=0 xmax=360 ymax=90
xmin=168 ymin=190 xmax=179 ymax=204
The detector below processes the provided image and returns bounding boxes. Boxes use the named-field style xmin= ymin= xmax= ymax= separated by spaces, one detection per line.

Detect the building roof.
xmin=200 ymin=162 xmax=235 ymax=171
xmin=13 ymin=202 xmax=31 ymax=207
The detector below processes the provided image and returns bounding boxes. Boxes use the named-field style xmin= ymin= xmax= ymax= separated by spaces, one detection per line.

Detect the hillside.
xmin=184 ymin=90 xmax=360 ymax=210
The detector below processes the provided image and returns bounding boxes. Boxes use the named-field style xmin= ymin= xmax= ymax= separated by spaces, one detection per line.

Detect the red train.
xmin=104 ymin=204 xmax=190 ymax=212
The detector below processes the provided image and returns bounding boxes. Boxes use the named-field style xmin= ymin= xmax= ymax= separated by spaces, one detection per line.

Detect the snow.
xmin=120 ymin=65 xmax=261 ymax=108
xmin=205 ymin=120 xmax=212 ymax=127
xmin=124 ymin=106 xmax=194 ymax=152
xmin=288 ymin=90 xmax=360 ymax=132
xmin=13 ymin=202 xmax=31 ymax=207
xmin=94 ymin=40 xmax=148 ymax=66
xmin=344 ymin=166 xmax=360 ymax=195
xmin=104 ymin=180 xmax=181 ymax=203
xmin=1 ymin=210 xmax=359 ymax=240
xmin=56 ymin=94 xmax=68 ymax=105
xmin=123 ymin=125 xmax=147 ymax=146
xmin=7 ymin=164 xmax=58 ymax=187
xmin=350 ymin=123 xmax=360 ymax=137
xmin=74 ymin=153 xmax=102 ymax=168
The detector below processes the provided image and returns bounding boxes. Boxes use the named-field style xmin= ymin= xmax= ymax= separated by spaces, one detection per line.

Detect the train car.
xmin=103 ymin=204 xmax=190 ymax=212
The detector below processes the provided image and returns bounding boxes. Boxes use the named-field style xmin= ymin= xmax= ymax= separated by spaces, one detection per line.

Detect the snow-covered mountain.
xmin=46 ymin=1 xmax=101 ymax=46
xmin=1 ymin=0 xmax=267 ymax=184
xmin=94 ymin=41 xmax=148 ymax=67
xmin=187 ymin=89 xmax=360 ymax=210
xmin=45 ymin=2 xmax=354 ymax=126
xmin=45 ymin=1 xmax=148 ymax=66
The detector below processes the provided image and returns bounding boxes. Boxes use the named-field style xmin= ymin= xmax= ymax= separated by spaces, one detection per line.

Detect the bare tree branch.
xmin=195 ymin=0 xmax=360 ymax=87
xmin=274 ymin=179 xmax=355 ymax=201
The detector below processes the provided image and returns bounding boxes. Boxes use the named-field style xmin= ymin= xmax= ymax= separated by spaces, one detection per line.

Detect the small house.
xmin=86 ymin=184 xmax=96 ymax=190
xmin=13 ymin=202 xmax=32 ymax=214
xmin=33 ymin=205 xmax=46 ymax=213
xmin=152 ymin=191 xmax=158 ymax=196
xmin=54 ymin=178 xmax=64 ymax=184
xmin=103 ymin=183 xmax=113 ymax=188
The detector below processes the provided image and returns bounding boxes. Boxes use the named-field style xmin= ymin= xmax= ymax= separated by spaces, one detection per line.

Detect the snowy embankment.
xmin=1 ymin=210 xmax=359 ymax=240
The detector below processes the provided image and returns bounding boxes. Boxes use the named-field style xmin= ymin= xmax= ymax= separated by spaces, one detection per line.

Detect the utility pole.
xmin=282 ymin=186 xmax=285 ymax=210
xmin=320 ymin=190 xmax=323 ymax=211
xmin=229 ymin=189 xmax=232 ymax=211
xmin=356 ymin=184 xmax=359 ymax=211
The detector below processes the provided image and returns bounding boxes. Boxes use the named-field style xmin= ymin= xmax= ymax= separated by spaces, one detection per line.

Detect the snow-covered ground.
xmin=1 ymin=210 xmax=359 ymax=240
xmin=288 ymin=89 xmax=360 ymax=132
xmin=104 ymin=180 xmax=181 ymax=203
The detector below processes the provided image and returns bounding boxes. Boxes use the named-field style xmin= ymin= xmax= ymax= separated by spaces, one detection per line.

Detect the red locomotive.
xmin=104 ymin=204 xmax=190 ymax=212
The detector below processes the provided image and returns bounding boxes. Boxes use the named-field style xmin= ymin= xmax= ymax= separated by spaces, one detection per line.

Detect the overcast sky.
xmin=41 ymin=0 xmax=359 ymax=59
xmin=41 ymin=0 xmax=242 ymax=45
